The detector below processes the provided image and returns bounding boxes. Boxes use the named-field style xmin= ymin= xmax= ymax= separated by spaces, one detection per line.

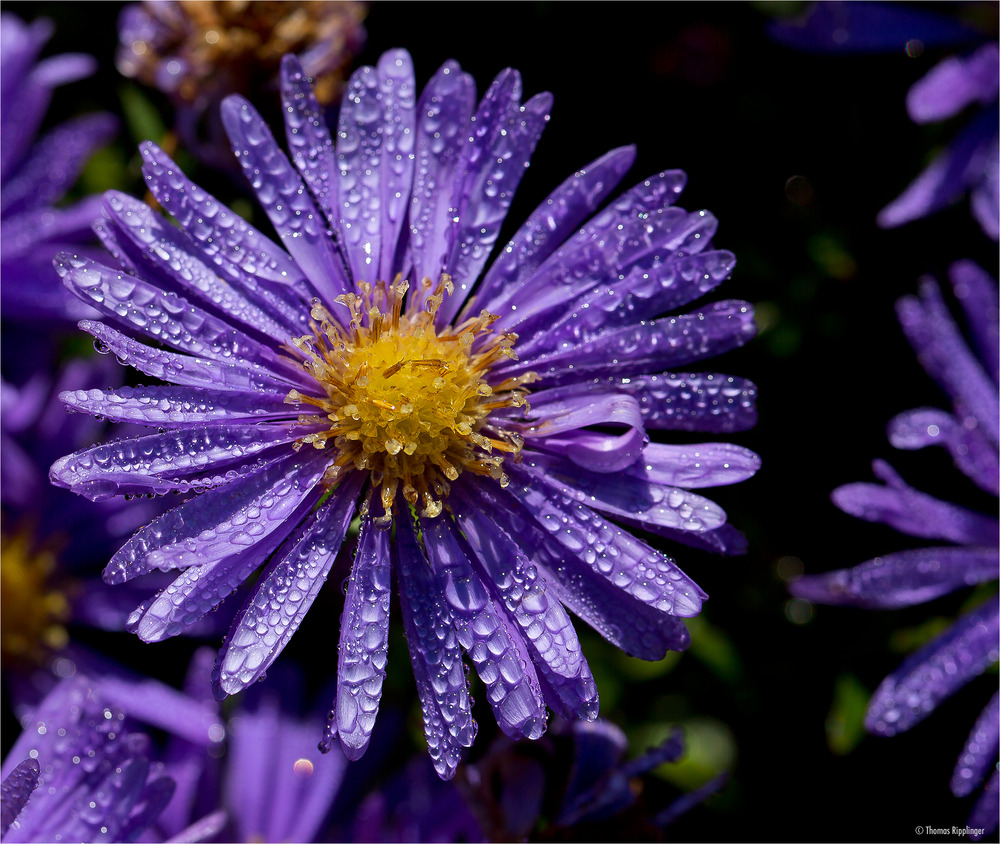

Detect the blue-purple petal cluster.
xmin=792 ymin=260 xmax=999 ymax=837
xmin=0 ymin=13 xmax=117 ymax=324
xmin=51 ymin=49 xmax=758 ymax=777
xmin=0 ymin=676 xmax=176 ymax=843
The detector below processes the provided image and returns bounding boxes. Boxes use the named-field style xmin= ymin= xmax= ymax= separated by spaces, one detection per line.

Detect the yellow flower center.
xmin=1 ymin=531 xmax=71 ymax=663
xmin=286 ymin=277 xmax=535 ymax=527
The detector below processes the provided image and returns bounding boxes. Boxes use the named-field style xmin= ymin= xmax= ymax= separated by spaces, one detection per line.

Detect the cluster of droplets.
xmin=285 ymin=276 xmax=534 ymax=527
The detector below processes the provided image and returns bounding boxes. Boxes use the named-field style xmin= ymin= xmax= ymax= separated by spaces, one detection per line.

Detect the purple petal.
xmin=968 ymin=768 xmax=999 ymax=839
xmin=521 ymin=249 xmax=737 ymax=358
xmin=452 ymin=488 xmax=599 ymax=721
xmin=637 ymin=441 xmax=761 ymax=488
xmin=790 ymin=546 xmax=999 ymax=608
xmin=421 ymin=517 xmax=548 ymax=740
xmin=533 ymin=372 xmax=757 ymax=433
xmin=226 ymin=693 xmax=348 ymax=844
xmin=503 ymin=473 xmax=706 ymax=617
xmin=102 ymin=449 xmax=327 ymax=583
xmin=897 ymin=276 xmax=1000 ymax=442
xmin=878 ymin=107 xmax=999 ymax=238
xmin=394 ymin=513 xmax=476 ymax=780
xmin=51 ymin=422 xmax=301 ymax=503
xmin=970 ymin=138 xmax=1000 ymax=240
xmin=491 ymin=170 xmax=692 ymax=336
xmin=125 ymin=493 xmax=322 ymax=643
xmin=866 ymin=597 xmax=999 ymax=735
xmin=438 ymin=75 xmax=552 ymax=324
xmin=60 ymin=384 xmax=293 ymax=427
xmin=139 ymin=142 xmax=311 ymax=298
xmin=406 ymin=60 xmax=476 ymax=307
xmin=888 ymin=407 xmax=999 ymax=495
xmin=336 ymin=516 xmax=392 ymax=760
xmin=79 ymin=321 xmax=303 ymax=395
xmin=214 ymin=473 xmax=363 ymax=697
xmin=471 ymin=146 xmax=637 ymax=317
xmin=499 ymin=300 xmax=756 ymax=386
xmin=518 ymin=452 xmax=726 ymax=533
xmin=768 ymin=1 xmax=981 ymax=53
xmin=101 ymin=191 xmax=294 ymax=342
xmin=907 ymin=43 xmax=1000 ymax=124
xmin=222 ymin=96 xmax=350 ymax=306
xmin=0 ymin=113 xmax=115 ymax=217
xmin=832 ymin=459 xmax=999 ymax=546
xmin=335 ymin=52 xmax=416 ymax=285
xmin=1 ymin=759 xmax=39 ymax=836
xmin=55 ymin=254 xmax=287 ymax=371
xmin=952 ymin=692 xmax=1000 ymax=798
xmin=475 ymin=478 xmax=691 ymax=659
xmin=281 ymin=55 xmax=339 ymax=230
xmin=949 ymin=260 xmax=999 ymax=385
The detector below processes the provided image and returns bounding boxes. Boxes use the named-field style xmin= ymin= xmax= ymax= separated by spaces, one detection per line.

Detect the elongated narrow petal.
xmin=952 ymin=692 xmax=1000 ymax=798
xmin=223 ymin=96 xmax=350 ymax=307
xmin=1 ymin=759 xmax=39 ymax=836
xmin=421 ymin=518 xmax=548 ymax=740
xmin=335 ymin=516 xmax=392 ymax=759
xmin=832 ymin=460 xmax=999 ymax=546
xmin=103 ymin=450 xmax=327 ymax=582
xmin=214 ymin=473 xmax=364 ymax=697
xmin=866 ymin=597 xmax=999 ymax=736
xmin=394 ymin=513 xmax=476 ymax=780
xmin=60 ymin=384 xmax=293 ymax=427
xmin=790 ymin=546 xmax=999 ymax=608
xmin=454 ymin=487 xmax=599 ymax=721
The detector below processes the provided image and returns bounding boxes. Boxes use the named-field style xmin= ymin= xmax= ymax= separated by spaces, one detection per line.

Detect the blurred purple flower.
xmin=352 ymin=719 xmax=724 ymax=842
xmin=0 ymin=12 xmax=117 ymax=323
xmin=0 ymin=675 xmax=178 ymax=842
xmin=116 ymin=0 xmax=366 ymax=170
xmin=791 ymin=261 xmax=999 ymax=838
xmin=771 ymin=2 xmax=999 ymax=240
xmin=50 ymin=48 xmax=758 ymax=777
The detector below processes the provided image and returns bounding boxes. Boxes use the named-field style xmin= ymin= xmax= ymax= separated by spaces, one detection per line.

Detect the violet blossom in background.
xmin=0 ymin=675 xmax=178 ymax=843
xmin=351 ymin=719 xmax=724 ymax=842
xmin=0 ymin=358 xmax=220 ymax=718
xmin=770 ymin=2 xmax=999 ymax=240
xmin=791 ymin=261 xmax=999 ymax=838
xmin=50 ymin=47 xmax=759 ymax=778
xmin=0 ymin=12 xmax=117 ymax=325
xmin=116 ymin=0 xmax=366 ymax=169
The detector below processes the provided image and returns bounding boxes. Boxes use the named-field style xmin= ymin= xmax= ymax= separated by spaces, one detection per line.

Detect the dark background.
xmin=3 ymin=2 xmax=998 ymax=842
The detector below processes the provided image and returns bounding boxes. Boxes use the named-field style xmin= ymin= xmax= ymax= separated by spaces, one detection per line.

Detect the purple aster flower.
xmin=116 ymin=0 xmax=366 ymax=169
xmin=770 ymin=2 xmax=999 ymax=240
xmin=50 ymin=49 xmax=759 ymax=777
xmin=0 ymin=12 xmax=117 ymax=324
xmin=791 ymin=260 xmax=999 ymax=839
xmin=0 ymin=675 xmax=178 ymax=842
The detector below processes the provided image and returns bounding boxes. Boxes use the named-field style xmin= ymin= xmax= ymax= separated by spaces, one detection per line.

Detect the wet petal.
xmin=335 ymin=516 xmax=392 ymax=760
xmin=1 ymin=759 xmax=39 ymax=836
xmin=866 ymin=597 xmax=999 ymax=735
xmin=394 ymin=513 xmax=476 ymax=780
xmin=453 ymin=489 xmax=599 ymax=721
xmin=832 ymin=459 xmax=999 ymax=546
xmin=421 ymin=517 xmax=547 ymax=741
xmin=214 ymin=473 xmax=363 ymax=697
xmin=222 ymin=96 xmax=350 ymax=306
xmin=102 ymin=449 xmax=327 ymax=582
xmin=951 ymin=691 xmax=1000 ymax=798
xmin=790 ymin=546 xmax=999 ymax=608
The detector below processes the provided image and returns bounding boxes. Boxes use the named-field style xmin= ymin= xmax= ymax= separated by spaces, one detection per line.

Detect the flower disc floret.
xmin=286 ymin=276 xmax=528 ymax=524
